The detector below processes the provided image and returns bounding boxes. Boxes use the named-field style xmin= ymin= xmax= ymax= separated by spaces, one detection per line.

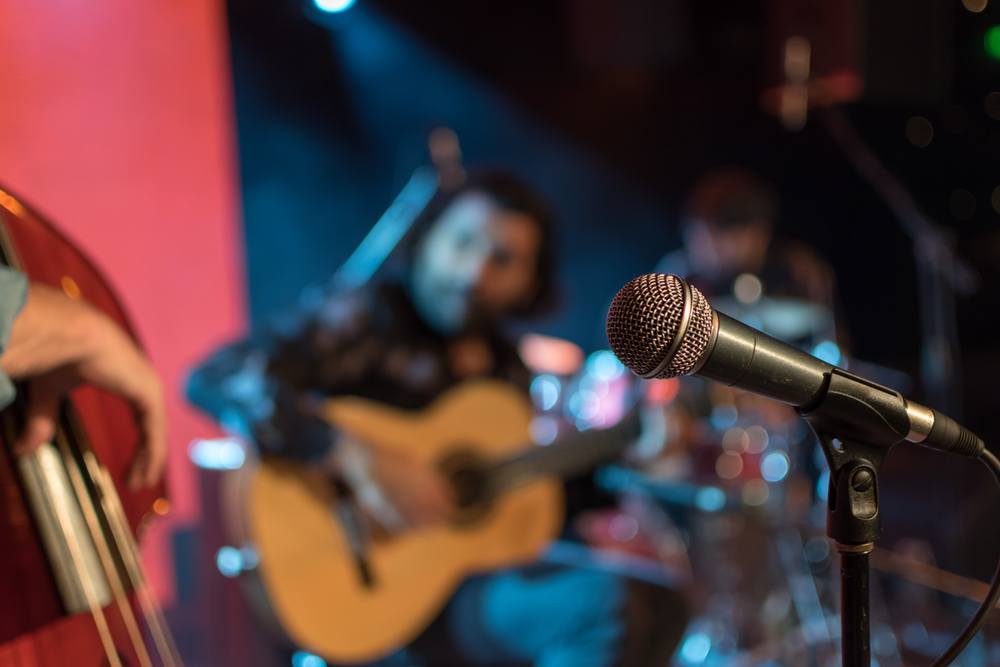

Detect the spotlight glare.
xmin=761 ymin=451 xmax=791 ymax=483
xmin=812 ymin=340 xmax=842 ymax=366
xmin=292 ymin=652 xmax=328 ymax=667
xmin=314 ymin=0 xmax=356 ymax=13
xmin=680 ymin=632 xmax=712 ymax=664
xmin=694 ymin=487 xmax=726 ymax=512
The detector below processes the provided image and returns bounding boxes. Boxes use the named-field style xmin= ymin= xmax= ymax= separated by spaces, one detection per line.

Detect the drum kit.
xmin=526 ymin=289 xmax=996 ymax=666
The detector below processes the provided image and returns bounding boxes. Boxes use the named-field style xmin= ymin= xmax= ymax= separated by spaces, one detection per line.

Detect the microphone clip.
xmin=800 ymin=368 xmax=910 ymax=547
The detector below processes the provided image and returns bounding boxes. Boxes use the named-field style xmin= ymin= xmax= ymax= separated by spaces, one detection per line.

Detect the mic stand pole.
xmin=822 ymin=109 xmax=978 ymax=416
xmin=812 ymin=441 xmax=882 ymax=667
xmin=800 ymin=369 xmax=911 ymax=667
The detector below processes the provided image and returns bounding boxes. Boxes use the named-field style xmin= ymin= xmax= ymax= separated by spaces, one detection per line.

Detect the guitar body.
xmin=235 ymin=380 xmax=563 ymax=664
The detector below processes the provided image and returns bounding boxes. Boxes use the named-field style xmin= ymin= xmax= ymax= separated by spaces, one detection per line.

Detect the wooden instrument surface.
xmin=0 ymin=188 xmax=168 ymax=665
xmin=238 ymin=379 xmax=563 ymax=664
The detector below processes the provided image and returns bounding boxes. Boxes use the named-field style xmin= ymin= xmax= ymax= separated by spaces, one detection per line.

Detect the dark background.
xmin=224 ymin=0 xmax=1000 ymax=574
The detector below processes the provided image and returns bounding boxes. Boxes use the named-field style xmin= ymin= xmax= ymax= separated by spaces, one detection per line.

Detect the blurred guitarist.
xmin=187 ymin=170 xmax=684 ymax=666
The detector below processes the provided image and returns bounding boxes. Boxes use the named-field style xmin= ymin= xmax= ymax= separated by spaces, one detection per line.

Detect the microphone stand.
xmin=799 ymin=369 xmax=911 ymax=667
xmin=822 ymin=109 xmax=978 ymax=416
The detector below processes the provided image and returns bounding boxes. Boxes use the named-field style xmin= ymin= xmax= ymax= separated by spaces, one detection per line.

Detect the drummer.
xmin=652 ymin=167 xmax=846 ymax=493
xmin=657 ymin=167 xmax=841 ymax=336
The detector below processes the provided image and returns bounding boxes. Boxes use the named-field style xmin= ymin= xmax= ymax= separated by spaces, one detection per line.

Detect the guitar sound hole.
xmin=437 ymin=448 xmax=491 ymax=523
xmin=450 ymin=466 xmax=487 ymax=509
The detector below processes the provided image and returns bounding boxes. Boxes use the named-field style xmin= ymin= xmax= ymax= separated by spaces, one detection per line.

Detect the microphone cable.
xmin=931 ymin=447 xmax=1000 ymax=666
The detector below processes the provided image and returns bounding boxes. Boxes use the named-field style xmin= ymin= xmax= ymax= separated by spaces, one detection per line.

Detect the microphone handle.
xmin=697 ymin=312 xmax=832 ymax=408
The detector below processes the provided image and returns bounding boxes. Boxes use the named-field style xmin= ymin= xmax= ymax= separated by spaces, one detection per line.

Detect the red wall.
xmin=0 ymin=1 xmax=245 ymax=604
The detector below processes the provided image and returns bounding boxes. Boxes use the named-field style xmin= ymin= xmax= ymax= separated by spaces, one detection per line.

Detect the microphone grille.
xmin=606 ymin=273 xmax=715 ymax=378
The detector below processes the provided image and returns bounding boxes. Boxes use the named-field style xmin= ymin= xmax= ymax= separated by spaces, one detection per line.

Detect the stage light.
xmin=188 ymin=437 xmax=246 ymax=470
xmin=986 ymin=25 xmax=1000 ymax=61
xmin=733 ymin=273 xmax=763 ymax=304
xmin=530 ymin=374 xmax=561 ymax=411
xmin=811 ymin=340 xmax=842 ymax=365
xmin=291 ymin=652 xmax=328 ymax=667
xmin=679 ymin=631 xmax=712 ymax=664
xmin=760 ymin=451 xmax=790 ymax=483
xmin=314 ymin=0 xmax=355 ymax=13
xmin=709 ymin=404 xmax=738 ymax=430
xmin=722 ymin=427 xmax=749 ymax=453
xmin=715 ymin=452 xmax=743 ymax=480
xmin=803 ymin=536 xmax=830 ymax=564
xmin=746 ymin=425 xmax=769 ymax=454
xmin=216 ymin=547 xmax=243 ymax=578
xmin=530 ymin=416 xmax=559 ymax=446
xmin=694 ymin=487 xmax=726 ymax=512
xmin=816 ymin=469 xmax=830 ymax=502
xmin=587 ymin=349 xmax=625 ymax=381
xmin=742 ymin=479 xmax=770 ymax=506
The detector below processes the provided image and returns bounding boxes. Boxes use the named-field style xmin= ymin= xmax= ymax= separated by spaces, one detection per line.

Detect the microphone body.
xmin=607 ymin=274 xmax=982 ymax=457
xmin=697 ymin=312 xmax=830 ymax=408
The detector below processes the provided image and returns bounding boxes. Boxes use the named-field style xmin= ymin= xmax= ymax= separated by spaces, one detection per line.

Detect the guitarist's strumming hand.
xmin=328 ymin=435 xmax=456 ymax=533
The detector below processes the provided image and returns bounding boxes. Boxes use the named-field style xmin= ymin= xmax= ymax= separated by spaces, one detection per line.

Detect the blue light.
xmin=216 ymin=546 xmax=243 ymax=578
xmin=709 ymin=404 xmax=738 ymax=431
xmin=694 ymin=487 xmax=726 ymax=512
xmin=567 ymin=389 xmax=601 ymax=423
xmin=530 ymin=416 xmax=559 ymax=446
xmin=291 ymin=651 xmax=328 ymax=667
xmin=760 ymin=451 xmax=790 ymax=483
xmin=812 ymin=340 xmax=842 ymax=366
xmin=188 ymin=437 xmax=246 ymax=471
xmin=314 ymin=0 xmax=356 ymax=13
xmin=679 ymin=632 xmax=712 ymax=664
xmin=816 ymin=469 xmax=830 ymax=502
xmin=530 ymin=374 xmax=561 ymax=411
xmin=239 ymin=545 xmax=260 ymax=570
xmin=587 ymin=350 xmax=624 ymax=381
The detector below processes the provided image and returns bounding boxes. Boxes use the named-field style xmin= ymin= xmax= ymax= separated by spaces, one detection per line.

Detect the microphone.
xmin=606 ymin=273 xmax=983 ymax=458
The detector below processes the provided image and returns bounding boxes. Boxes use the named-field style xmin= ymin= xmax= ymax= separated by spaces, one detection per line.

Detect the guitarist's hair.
xmin=404 ymin=168 xmax=559 ymax=318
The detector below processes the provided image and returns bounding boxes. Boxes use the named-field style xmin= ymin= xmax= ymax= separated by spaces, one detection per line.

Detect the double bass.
xmin=0 ymin=187 xmax=182 ymax=666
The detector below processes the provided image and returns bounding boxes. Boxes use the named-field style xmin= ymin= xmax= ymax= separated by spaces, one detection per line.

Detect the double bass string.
xmin=53 ymin=419 xmax=154 ymax=667
xmin=86 ymin=452 xmax=182 ymax=667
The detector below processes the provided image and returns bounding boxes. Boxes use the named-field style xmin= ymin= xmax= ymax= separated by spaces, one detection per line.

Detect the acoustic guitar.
xmin=223 ymin=378 xmax=639 ymax=664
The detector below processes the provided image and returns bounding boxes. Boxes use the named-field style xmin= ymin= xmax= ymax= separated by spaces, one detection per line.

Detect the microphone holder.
xmin=800 ymin=368 xmax=912 ymax=667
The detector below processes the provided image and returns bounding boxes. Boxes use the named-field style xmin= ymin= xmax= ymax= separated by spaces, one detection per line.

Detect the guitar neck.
xmin=486 ymin=414 xmax=640 ymax=495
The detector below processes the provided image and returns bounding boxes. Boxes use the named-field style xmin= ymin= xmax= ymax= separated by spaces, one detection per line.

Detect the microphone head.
xmin=606 ymin=273 xmax=715 ymax=379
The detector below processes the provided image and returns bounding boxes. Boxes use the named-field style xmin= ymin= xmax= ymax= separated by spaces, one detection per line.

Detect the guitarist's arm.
xmin=185 ymin=286 xmax=453 ymax=527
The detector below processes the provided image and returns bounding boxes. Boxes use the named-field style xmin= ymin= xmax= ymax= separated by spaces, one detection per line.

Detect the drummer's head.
xmin=682 ymin=167 xmax=777 ymax=276
xmin=406 ymin=170 xmax=557 ymax=335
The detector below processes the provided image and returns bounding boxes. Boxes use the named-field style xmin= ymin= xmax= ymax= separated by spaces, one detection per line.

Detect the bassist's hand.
xmin=3 ymin=284 xmax=167 ymax=490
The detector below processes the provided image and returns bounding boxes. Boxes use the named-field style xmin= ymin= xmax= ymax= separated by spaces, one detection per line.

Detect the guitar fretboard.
xmin=485 ymin=412 xmax=641 ymax=496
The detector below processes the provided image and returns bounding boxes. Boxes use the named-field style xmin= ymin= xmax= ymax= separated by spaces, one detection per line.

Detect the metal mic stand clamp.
xmin=800 ymin=368 xmax=913 ymax=667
